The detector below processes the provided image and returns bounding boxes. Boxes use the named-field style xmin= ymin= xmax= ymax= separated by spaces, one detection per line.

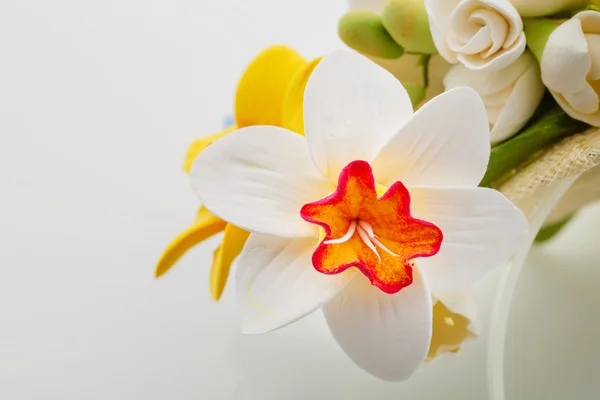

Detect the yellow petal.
xmin=281 ymin=57 xmax=323 ymax=135
xmin=235 ymin=45 xmax=307 ymax=128
xmin=155 ymin=207 xmax=227 ymax=278
xmin=209 ymin=224 xmax=250 ymax=301
xmin=183 ymin=125 xmax=237 ymax=174
xmin=426 ymin=300 xmax=476 ymax=362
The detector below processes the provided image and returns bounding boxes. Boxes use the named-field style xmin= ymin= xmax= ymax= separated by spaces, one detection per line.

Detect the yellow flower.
xmin=156 ymin=45 xmax=321 ymax=300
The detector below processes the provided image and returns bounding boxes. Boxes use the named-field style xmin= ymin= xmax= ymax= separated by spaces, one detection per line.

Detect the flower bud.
xmin=338 ymin=11 xmax=405 ymax=59
xmin=381 ymin=0 xmax=437 ymax=54
xmin=527 ymin=11 xmax=600 ymax=127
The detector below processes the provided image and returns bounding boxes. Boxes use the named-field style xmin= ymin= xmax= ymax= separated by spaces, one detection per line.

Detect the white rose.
xmin=444 ymin=50 xmax=544 ymax=144
xmin=538 ymin=11 xmax=600 ymax=127
xmin=508 ymin=0 xmax=589 ymax=18
xmin=425 ymin=0 xmax=526 ymax=71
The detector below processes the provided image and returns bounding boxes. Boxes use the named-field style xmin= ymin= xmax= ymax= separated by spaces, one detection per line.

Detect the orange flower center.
xmin=300 ymin=160 xmax=443 ymax=294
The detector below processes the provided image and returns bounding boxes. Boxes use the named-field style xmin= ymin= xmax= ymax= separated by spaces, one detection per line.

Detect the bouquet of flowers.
xmin=155 ymin=0 xmax=600 ymax=398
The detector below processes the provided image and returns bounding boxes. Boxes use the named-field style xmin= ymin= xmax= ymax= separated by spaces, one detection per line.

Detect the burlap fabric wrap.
xmin=500 ymin=128 xmax=600 ymax=218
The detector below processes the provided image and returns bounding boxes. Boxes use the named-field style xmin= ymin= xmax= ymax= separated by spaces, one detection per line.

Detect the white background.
xmin=1 ymin=1 xmax=599 ymax=399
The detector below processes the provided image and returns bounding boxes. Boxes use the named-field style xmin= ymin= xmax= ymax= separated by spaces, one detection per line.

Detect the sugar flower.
xmin=527 ymin=10 xmax=600 ymax=127
xmin=155 ymin=45 xmax=320 ymax=300
xmin=425 ymin=0 xmax=526 ymax=71
xmin=191 ymin=51 xmax=527 ymax=380
xmin=444 ymin=50 xmax=545 ymax=144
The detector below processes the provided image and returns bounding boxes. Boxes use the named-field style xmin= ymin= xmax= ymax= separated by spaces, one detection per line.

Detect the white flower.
xmin=191 ymin=51 xmax=527 ymax=381
xmin=425 ymin=0 xmax=526 ymax=71
xmin=444 ymin=50 xmax=545 ymax=144
xmin=508 ymin=0 xmax=589 ymax=18
xmin=539 ymin=11 xmax=600 ymax=127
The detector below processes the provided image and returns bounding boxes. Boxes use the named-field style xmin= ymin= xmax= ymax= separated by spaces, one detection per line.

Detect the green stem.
xmin=419 ymin=54 xmax=431 ymax=88
xmin=480 ymin=106 xmax=588 ymax=188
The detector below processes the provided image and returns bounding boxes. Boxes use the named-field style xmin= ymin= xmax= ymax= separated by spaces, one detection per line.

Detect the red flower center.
xmin=300 ymin=160 xmax=443 ymax=294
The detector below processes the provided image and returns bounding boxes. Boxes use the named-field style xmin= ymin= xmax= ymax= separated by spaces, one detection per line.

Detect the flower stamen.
xmin=357 ymin=222 xmax=381 ymax=261
xmin=357 ymin=220 xmax=376 ymax=238
xmin=324 ymin=220 xmax=357 ymax=245
xmin=371 ymin=236 xmax=400 ymax=257
xmin=324 ymin=219 xmax=400 ymax=263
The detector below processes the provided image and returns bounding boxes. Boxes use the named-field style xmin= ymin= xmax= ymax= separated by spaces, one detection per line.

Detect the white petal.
xmin=480 ymin=0 xmax=524 ymax=46
xmin=236 ymin=233 xmax=356 ymax=334
xmin=425 ymin=0 xmax=461 ymax=63
xmin=551 ymin=91 xmax=600 ymax=127
xmin=191 ymin=126 xmax=335 ymax=238
xmin=303 ymin=50 xmax=413 ymax=180
xmin=348 ymin=0 xmax=387 ymax=12
xmin=585 ymin=33 xmax=600 ymax=80
xmin=372 ymin=87 xmax=490 ymax=187
xmin=409 ymin=186 xmax=527 ymax=292
xmin=543 ymin=16 xmax=600 ymax=127
xmin=444 ymin=49 xmax=535 ymax=96
xmin=562 ymin=85 xmax=599 ymax=114
xmin=323 ymin=268 xmax=432 ymax=381
xmin=578 ymin=10 xmax=600 ymax=77
xmin=491 ymin=57 xmax=545 ymax=143
xmin=457 ymin=34 xmax=526 ymax=71
xmin=577 ymin=9 xmax=600 ymax=32
xmin=541 ymin=18 xmax=590 ymax=95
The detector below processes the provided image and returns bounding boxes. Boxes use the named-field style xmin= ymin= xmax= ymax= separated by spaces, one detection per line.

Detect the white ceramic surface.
xmin=1 ymin=1 xmax=599 ymax=399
